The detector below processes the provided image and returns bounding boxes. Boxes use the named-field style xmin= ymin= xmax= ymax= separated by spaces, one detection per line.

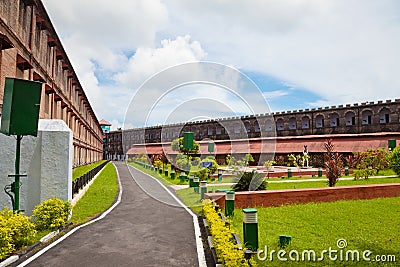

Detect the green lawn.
xmin=267 ymin=177 xmax=400 ymax=190
xmin=72 ymin=160 xmax=107 ymax=181
xmin=175 ymin=177 xmax=400 ymax=216
xmin=128 ymin=162 xmax=186 ymax=186
xmin=176 ymin=185 xmax=233 ymax=214
xmin=70 ymin=163 xmax=119 ymax=224
xmin=230 ymin=197 xmax=400 ymax=266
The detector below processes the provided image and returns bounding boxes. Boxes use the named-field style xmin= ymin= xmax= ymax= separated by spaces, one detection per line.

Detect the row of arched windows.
xmin=276 ymin=107 xmax=396 ymax=130
xmin=128 ymin=107 xmax=398 ymax=142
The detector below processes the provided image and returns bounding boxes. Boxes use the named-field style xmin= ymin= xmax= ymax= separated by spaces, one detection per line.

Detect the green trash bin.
xmin=218 ymin=169 xmax=222 ymax=181
xmin=318 ymin=167 xmax=323 ymax=177
xmin=180 ymin=172 xmax=187 ymax=183
xmin=193 ymin=177 xmax=199 ymax=193
xmin=189 ymin=175 xmax=194 ymax=187
xmin=288 ymin=168 xmax=292 ymax=178
xmin=170 ymin=170 xmax=175 ymax=180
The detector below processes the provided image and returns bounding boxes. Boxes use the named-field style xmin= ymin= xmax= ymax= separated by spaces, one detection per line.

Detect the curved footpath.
xmin=15 ymin=162 xmax=205 ymax=267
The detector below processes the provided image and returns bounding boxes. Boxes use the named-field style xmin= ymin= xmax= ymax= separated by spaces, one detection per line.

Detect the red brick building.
xmin=0 ymin=0 xmax=103 ymax=166
xmin=118 ymin=99 xmax=400 ymax=166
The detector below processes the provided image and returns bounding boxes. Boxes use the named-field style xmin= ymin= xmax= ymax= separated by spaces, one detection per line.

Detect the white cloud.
xmin=115 ymin=35 xmax=206 ymax=86
xmin=42 ymin=0 xmax=400 ymax=128
xmin=263 ymin=90 xmax=289 ymax=100
xmin=167 ymin=0 xmax=400 ymax=104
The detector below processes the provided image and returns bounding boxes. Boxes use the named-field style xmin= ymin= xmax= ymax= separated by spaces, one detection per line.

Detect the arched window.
xmin=207 ymin=126 xmax=213 ymax=135
xmin=276 ymin=118 xmax=284 ymax=131
xmin=330 ymin=113 xmax=339 ymax=127
xmin=301 ymin=116 xmax=310 ymax=129
xmin=362 ymin=110 xmax=373 ymax=125
xmin=315 ymin=115 xmax=324 ymax=128
xmin=216 ymin=125 xmax=222 ymax=135
xmin=380 ymin=108 xmax=391 ymax=124
xmin=244 ymin=121 xmax=251 ymax=133
xmin=289 ymin=117 xmax=297 ymax=130
xmin=345 ymin=111 xmax=356 ymax=126
xmin=254 ymin=121 xmax=260 ymax=132
xmin=200 ymin=126 xmax=206 ymax=136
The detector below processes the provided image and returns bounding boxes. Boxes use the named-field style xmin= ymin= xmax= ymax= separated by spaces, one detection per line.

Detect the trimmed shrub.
xmin=232 ymin=171 xmax=267 ymax=191
xmin=202 ymin=201 xmax=251 ymax=266
xmin=32 ymin=198 xmax=71 ymax=230
xmin=390 ymin=146 xmax=400 ymax=175
xmin=0 ymin=207 xmax=36 ymax=260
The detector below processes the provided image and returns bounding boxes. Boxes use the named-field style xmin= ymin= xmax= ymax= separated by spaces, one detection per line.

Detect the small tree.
xmin=242 ymin=153 xmax=254 ymax=167
xmin=352 ymin=148 xmax=390 ymax=179
xmin=263 ymin=160 xmax=275 ymax=178
xmin=390 ymin=146 xmax=400 ymax=175
xmin=287 ymin=154 xmax=308 ymax=176
xmin=175 ymin=154 xmax=191 ymax=171
xmin=225 ymin=154 xmax=236 ymax=166
xmin=324 ymin=139 xmax=343 ymax=187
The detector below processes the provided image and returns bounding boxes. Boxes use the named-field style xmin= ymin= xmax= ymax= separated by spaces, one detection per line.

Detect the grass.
xmin=70 ymin=163 xmax=119 ymax=224
xmin=128 ymin=162 xmax=186 ymax=186
xmin=267 ymin=177 xmax=400 ymax=190
xmin=72 ymin=160 xmax=107 ymax=181
xmin=176 ymin=185 xmax=233 ymax=214
xmin=230 ymin=197 xmax=400 ymax=266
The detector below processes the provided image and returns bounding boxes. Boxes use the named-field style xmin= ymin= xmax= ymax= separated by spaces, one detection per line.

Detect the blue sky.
xmin=243 ymin=71 xmax=326 ymax=113
xmin=42 ymin=0 xmax=400 ymax=129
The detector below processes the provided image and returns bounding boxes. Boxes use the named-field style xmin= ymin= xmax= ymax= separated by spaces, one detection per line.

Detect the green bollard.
xmin=225 ymin=191 xmax=235 ymax=217
xmin=193 ymin=177 xmax=199 ymax=193
xmin=218 ymin=169 xmax=222 ymax=181
xmin=180 ymin=172 xmax=187 ymax=183
xmin=318 ymin=167 xmax=323 ymax=177
xmin=279 ymin=235 xmax=292 ymax=248
xmin=189 ymin=175 xmax=194 ymax=187
xmin=344 ymin=166 xmax=349 ymax=176
xmin=288 ymin=168 xmax=292 ymax=178
xmin=170 ymin=170 xmax=175 ymax=180
xmin=243 ymin=208 xmax=259 ymax=251
xmin=200 ymin=181 xmax=207 ymax=200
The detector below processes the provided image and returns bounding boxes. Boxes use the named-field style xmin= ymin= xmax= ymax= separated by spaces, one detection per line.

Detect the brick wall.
xmin=206 ymin=183 xmax=400 ymax=209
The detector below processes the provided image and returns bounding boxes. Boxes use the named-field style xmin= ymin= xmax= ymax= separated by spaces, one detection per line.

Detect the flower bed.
xmin=202 ymin=200 xmax=255 ymax=266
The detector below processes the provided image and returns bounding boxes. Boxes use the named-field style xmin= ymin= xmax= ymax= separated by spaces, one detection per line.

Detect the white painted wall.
xmin=0 ymin=119 xmax=72 ymax=215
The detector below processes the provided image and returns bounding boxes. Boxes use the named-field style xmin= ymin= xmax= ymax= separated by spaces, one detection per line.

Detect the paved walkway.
xmin=18 ymin=162 xmax=204 ymax=267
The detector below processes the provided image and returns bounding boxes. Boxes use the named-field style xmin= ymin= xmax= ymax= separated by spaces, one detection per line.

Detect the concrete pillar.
xmin=0 ymin=119 xmax=73 ymax=215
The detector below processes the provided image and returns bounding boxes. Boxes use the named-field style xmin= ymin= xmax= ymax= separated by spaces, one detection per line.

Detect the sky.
xmin=42 ymin=0 xmax=400 ymax=130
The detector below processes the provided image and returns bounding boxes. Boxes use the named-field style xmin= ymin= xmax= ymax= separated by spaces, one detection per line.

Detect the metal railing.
xmin=72 ymin=160 xmax=110 ymax=195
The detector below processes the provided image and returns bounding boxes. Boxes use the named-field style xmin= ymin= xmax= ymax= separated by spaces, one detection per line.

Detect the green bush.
xmin=232 ymin=171 xmax=267 ymax=191
xmin=200 ymin=156 xmax=219 ymax=174
xmin=390 ymin=146 xmax=400 ymax=175
xmin=32 ymin=198 xmax=71 ymax=230
xmin=0 ymin=207 xmax=37 ymax=260
xmin=202 ymin=201 xmax=251 ymax=266
xmin=193 ymin=167 xmax=209 ymax=181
